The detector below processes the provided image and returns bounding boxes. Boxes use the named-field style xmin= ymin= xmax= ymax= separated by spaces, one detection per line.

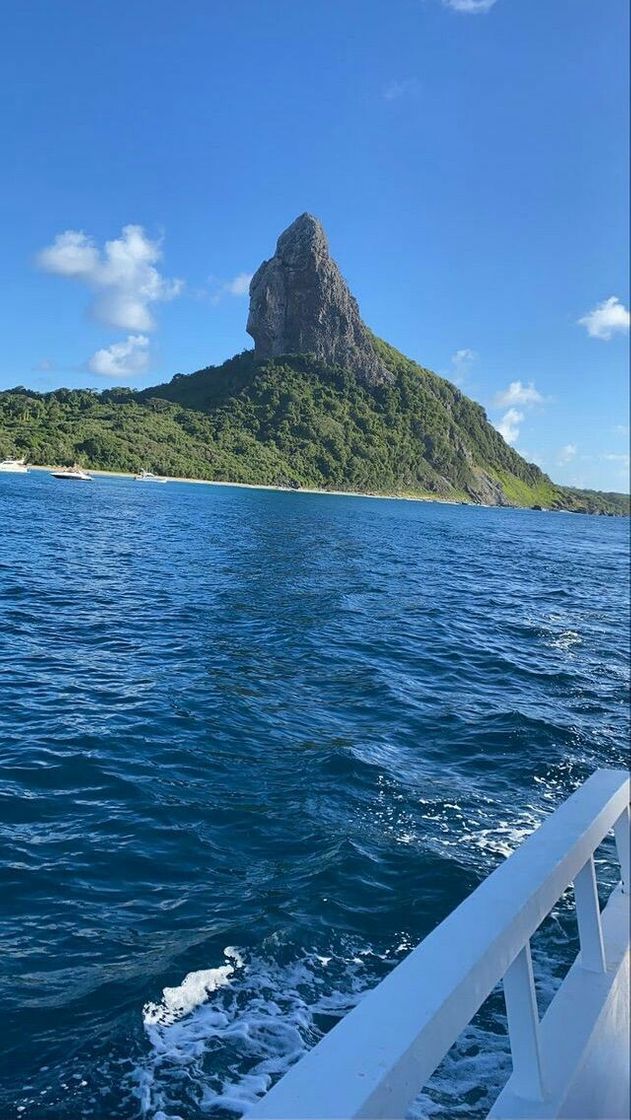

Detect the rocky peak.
xmin=246 ymin=213 xmax=390 ymax=384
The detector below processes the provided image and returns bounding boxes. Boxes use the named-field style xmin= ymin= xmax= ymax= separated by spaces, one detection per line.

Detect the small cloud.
xmin=442 ymin=0 xmax=498 ymax=12
xmin=222 ymin=272 xmax=253 ymax=297
xmin=613 ymin=424 xmax=629 ymax=437
xmin=383 ymin=78 xmax=421 ymax=102
xmin=87 ymin=334 xmax=150 ymax=378
xmin=517 ymin=447 xmax=546 ymax=469
xmin=600 ymin=453 xmax=631 ymax=487
xmin=201 ymin=272 xmax=254 ymax=304
xmin=453 ymin=347 xmax=477 ymax=362
xmin=37 ymin=230 xmax=100 ymax=279
xmin=601 ymin=453 xmax=630 ymax=465
xmin=492 ymin=381 xmax=544 ymax=446
xmin=450 ymin=348 xmax=477 ymax=385
xmin=32 ymin=357 xmax=57 ymax=372
xmin=495 ymin=408 xmax=523 ymax=445
xmin=36 ymin=225 xmax=183 ymax=332
xmin=578 ymin=296 xmax=630 ymax=341
xmin=493 ymin=380 xmax=544 ymax=408
xmin=452 ymin=348 xmax=477 ymax=370
xmin=557 ymin=443 xmax=577 ymax=465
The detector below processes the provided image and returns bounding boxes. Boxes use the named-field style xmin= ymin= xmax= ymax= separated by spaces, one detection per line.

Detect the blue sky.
xmin=1 ymin=0 xmax=628 ymax=491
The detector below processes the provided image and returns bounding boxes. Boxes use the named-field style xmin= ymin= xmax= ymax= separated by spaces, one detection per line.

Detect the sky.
xmin=0 ymin=0 xmax=629 ymax=492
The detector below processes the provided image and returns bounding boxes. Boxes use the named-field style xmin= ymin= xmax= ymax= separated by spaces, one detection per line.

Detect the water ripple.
xmin=0 ymin=473 xmax=628 ymax=1119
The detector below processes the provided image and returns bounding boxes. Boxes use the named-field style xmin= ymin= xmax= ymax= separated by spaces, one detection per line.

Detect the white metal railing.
xmin=248 ymin=768 xmax=630 ymax=1120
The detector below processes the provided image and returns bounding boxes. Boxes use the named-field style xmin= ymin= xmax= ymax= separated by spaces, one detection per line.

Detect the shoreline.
xmin=25 ymin=464 xmax=472 ymax=506
xmin=16 ymin=465 xmax=628 ymax=514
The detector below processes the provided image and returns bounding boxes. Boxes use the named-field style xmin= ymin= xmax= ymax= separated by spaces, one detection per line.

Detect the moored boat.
xmin=51 ymin=464 xmax=92 ymax=481
xmin=135 ymin=468 xmax=168 ymax=483
xmin=0 ymin=457 xmax=29 ymax=473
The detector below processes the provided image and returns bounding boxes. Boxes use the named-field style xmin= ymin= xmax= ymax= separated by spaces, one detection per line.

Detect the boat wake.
xmin=133 ymin=941 xmax=390 ymax=1118
xmin=131 ymin=920 xmax=575 ymax=1120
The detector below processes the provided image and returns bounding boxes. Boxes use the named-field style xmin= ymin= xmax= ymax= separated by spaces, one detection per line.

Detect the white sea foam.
xmin=133 ymin=942 xmax=381 ymax=1119
xmin=143 ymin=948 xmax=245 ymax=1028
xmin=531 ymin=610 xmax=584 ymax=655
xmin=458 ymin=809 xmax=545 ymax=859
xmin=130 ymin=906 xmax=584 ymax=1120
xmin=369 ymin=770 xmax=561 ymax=871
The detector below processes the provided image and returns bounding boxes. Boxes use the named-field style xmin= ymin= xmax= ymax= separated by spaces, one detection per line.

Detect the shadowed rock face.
xmin=246 ymin=213 xmax=390 ymax=384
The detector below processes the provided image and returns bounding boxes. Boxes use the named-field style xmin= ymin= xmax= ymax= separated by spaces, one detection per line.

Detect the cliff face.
xmin=246 ymin=213 xmax=390 ymax=385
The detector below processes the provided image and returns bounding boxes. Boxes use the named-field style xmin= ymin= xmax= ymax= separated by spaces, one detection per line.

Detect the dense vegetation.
xmin=0 ymin=344 xmax=628 ymax=515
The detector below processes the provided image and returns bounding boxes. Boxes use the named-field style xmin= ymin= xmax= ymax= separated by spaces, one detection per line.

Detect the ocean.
xmin=1 ymin=471 xmax=629 ymax=1119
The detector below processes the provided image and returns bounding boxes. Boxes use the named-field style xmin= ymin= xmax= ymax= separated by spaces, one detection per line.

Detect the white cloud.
xmin=450 ymin=348 xmax=477 ymax=385
xmin=495 ymin=408 xmax=523 ymax=445
xmin=578 ymin=296 xmax=630 ymax=341
xmin=601 ymin=453 xmax=630 ymax=465
xmin=32 ymin=357 xmax=57 ymax=372
xmin=222 ymin=272 xmax=253 ymax=296
xmin=201 ymin=272 xmax=254 ymax=304
xmin=442 ymin=0 xmax=498 ymax=12
xmin=492 ymin=381 xmax=545 ymax=446
xmin=453 ymin=347 xmax=476 ymax=363
xmin=557 ymin=443 xmax=577 ymax=465
xmin=383 ymin=78 xmax=421 ymax=102
xmin=87 ymin=334 xmax=151 ymax=378
xmin=494 ymin=380 xmax=544 ymax=407
xmin=600 ymin=453 xmax=631 ymax=488
xmin=37 ymin=230 xmax=100 ymax=278
xmin=516 ymin=447 xmax=546 ymax=469
xmin=36 ymin=225 xmax=183 ymax=332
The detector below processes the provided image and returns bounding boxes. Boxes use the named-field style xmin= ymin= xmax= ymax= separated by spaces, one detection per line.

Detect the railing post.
xmin=502 ymin=942 xmax=546 ymax=1102
xmin=613 ymin=804 xmax=630 ymax=894
xmin=574 ymin=855 xmax=606 ymax=972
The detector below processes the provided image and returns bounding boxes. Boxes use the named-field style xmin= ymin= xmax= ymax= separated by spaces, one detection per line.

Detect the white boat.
xmin=135 ymin=468 xmax=168 ymax=483
xmin=0 ymin=457 xmax=29 ymax=473
xmin=51 ymin=464 xmax=92 ymax=481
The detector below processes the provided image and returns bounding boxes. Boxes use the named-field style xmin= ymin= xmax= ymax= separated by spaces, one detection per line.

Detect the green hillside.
xmin=0 ymin=345 xmax=628 ymax=515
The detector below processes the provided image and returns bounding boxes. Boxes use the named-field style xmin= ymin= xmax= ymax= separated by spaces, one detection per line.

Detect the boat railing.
xmin=248 ymin=768 xmax=630 ymax=1119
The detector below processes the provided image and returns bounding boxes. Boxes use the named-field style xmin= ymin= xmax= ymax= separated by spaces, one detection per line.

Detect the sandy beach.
xmin=26 ymin=464 xmax=468 ymax=506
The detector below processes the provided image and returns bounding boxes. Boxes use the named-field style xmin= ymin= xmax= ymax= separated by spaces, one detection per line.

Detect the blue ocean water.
xmin=0 ymin=470 xmax=629 ymax=1120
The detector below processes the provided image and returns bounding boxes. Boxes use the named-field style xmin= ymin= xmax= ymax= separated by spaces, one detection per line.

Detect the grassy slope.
xmin=0 ymin=346 xmax=628 ymax=514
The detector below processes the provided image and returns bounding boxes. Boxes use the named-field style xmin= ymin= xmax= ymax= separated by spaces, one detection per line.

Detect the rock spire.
xmin=246 ymin=213 xmax=389 ymax=384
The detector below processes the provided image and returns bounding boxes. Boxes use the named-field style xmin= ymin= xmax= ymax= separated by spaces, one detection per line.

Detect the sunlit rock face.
xmin=246 ymin=213 xmax=390 ymax=385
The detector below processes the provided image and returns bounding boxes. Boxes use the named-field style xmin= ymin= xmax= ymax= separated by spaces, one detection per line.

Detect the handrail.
xmin=248 ymin=768 xmax=630 ymax=1119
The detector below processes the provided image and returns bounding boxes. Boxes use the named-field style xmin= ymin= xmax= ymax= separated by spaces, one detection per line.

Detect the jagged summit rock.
xmin=246 ymin=213 xmax=390 ymax=384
